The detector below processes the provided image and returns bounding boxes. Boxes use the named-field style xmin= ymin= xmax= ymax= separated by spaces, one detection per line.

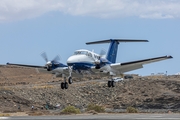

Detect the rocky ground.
xmin=0 ymin=65 xmax=180 ymax=114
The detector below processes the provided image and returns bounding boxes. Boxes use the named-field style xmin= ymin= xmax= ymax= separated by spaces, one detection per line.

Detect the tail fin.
xmin=106 ymin=40 xmax=119 ymax=63
xmin=86 ymin=39 xmax=148 ymax=63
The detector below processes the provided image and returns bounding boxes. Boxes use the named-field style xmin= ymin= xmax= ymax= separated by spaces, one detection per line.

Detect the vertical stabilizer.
xmin=106 ymin=40 xmax=119 ymax=63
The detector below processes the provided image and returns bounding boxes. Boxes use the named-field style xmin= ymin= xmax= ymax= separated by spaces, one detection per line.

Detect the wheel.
xmin=64 ymin=82 xmax=68 ymax=89
xmin=61 ymin=82 xmax=65 ymax=89
xmin=111 ymin=81 xmax=115 ymax=87
xmin=68 ymin=77 xmax=73 ymax=84
xmin=108 ymin=81 xmax=111 ymax=87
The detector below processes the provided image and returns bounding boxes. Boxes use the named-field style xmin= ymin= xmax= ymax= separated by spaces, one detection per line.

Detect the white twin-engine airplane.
xmin=7 ymin=39 xmax=173 ymax=89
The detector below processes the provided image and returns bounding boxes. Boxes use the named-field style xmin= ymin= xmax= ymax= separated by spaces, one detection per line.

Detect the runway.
xmin=1 ymin=113 xmax=180 ymax=120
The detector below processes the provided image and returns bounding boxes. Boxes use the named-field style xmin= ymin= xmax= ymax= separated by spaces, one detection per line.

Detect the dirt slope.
xmin=0 ymin=65 xmax=180 ymax=113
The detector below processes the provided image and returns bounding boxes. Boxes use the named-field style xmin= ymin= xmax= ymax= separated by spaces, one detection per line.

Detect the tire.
xmin=61 ymin=82 xmax=65 ymax=89
xmin=111 ymin=81 xmax=115 ymax=87
xmin=64 ymin=82 xmax=68 ymax=89
xmin=68 ymin=77 xmax=73 ymax=84
xmin=108 ymin=81 xmax=111 ymax=87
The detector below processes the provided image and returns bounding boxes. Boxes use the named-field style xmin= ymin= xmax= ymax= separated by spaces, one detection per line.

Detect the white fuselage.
xmin=67 ymin=49 xmax=100 ymax=70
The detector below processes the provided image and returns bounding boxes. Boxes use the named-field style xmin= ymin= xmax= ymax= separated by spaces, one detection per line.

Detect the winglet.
xmin=167 ymin=55 xmax=173 ymax=58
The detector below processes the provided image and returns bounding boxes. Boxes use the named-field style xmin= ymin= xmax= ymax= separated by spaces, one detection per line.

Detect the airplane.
xmin=7 ymin=39 xmax=173 ymax=89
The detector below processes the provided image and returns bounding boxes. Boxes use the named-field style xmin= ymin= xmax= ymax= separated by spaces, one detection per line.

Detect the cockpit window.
xmin=74 ymin=51 xmax=88 ymax=55
xmin=74 ymin=51 xmax=79 ymax=55
xmin=74 ymin=51 xmax=100 ymax=59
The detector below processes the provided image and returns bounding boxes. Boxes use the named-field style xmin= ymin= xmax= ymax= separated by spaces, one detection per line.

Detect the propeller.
xmin=99 ymin=49 xmax=106 ymax=58
xmin=41 ymin=52 xmax=48 ymax=62
xmin=52 ymin=55 xmax=61 ymax=63
xmin=40 ymin=51 xmax=61 ymax=71
xmin=93 ymin=49 xmax=108 ymax=69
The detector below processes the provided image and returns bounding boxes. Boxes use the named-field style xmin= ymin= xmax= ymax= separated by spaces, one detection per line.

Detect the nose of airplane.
xmin=67 ymin=55 xmax=88 ymax=66
xmin=67 ymin=56 xmax=75 ymax=65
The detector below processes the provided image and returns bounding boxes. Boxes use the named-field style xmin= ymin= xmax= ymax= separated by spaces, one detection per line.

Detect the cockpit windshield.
xmin=74 ymin=50 xmax=99 ymax=59
xmin=74 ymin=51 xmax=88 ymax=55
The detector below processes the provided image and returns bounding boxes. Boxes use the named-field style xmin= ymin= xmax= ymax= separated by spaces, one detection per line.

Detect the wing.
xmin=110 ymin=55 xmax=173 ymax=73
xmin=6 ymin=62 xmax=82 ymax=77
xmin=6 ymin=62 xmax=46 ymax=68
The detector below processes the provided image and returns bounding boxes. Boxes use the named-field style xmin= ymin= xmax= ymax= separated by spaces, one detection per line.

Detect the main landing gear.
xmin=108 ymin=80 xmax=115 ymax=87
xmin=61 ymin=81 xmax=68 ymax=89
xmin=61 ymin=76 xmax=73 ymax=89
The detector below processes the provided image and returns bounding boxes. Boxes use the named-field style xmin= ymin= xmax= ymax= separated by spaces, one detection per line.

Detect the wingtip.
xmin=167 ymin=55 xmax=173 ymax=58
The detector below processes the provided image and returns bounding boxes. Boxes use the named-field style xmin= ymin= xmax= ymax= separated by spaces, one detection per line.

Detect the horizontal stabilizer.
xmin=86 ymin=39 xmax=148 ymax=45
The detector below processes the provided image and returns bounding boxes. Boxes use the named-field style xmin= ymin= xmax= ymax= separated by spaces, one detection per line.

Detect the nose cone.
xmin=67 ymin=56 xmax=75 ymax=66
xmin=67 ymin=55 xmax=82 ymax=66
xmin=67 ymin=55 xmax=89 ymax=66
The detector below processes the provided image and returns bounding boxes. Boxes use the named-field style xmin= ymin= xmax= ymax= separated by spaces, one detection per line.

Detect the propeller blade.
xmin=52 ymin=55 xmax=61 ymax=63
xmin=41 ymin=51 xmax=48 ymax=62
xmin=100 ymin=49 xmax=106 ymax=57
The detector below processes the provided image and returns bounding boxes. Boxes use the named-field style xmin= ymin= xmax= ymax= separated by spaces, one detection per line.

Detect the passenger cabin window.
xmin=94 ymin=54 xmax=100 ymax=60
xmin=87 ymin=52 xmax=92 ymax=57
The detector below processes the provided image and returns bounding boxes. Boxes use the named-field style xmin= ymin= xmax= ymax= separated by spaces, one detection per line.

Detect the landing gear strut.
xmin=68 ymin=66 xmax=73 ymax=84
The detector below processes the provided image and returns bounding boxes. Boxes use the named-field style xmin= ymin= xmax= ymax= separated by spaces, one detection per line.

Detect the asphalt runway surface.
xmin=1 ymin=113 xmax=180 ymax=120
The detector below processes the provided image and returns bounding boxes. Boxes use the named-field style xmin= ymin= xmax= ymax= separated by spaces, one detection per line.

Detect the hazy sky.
xmin=0 ymin=0 xmax=179 ymax=76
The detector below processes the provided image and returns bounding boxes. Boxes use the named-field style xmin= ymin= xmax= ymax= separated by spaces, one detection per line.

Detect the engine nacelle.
xmin=95 ymin=65 xmax=101 ymax=69
xmin=94 ymin=60 xmax=101 ymax=69
xmin=47 ymin=66 xmax=51 ymax=71
xmin=94 ymin=59 xmax=100 ymax=64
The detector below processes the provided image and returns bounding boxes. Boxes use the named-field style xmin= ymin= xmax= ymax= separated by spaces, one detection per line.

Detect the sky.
xmin=0 ymin=0 xmax=179 ymax=76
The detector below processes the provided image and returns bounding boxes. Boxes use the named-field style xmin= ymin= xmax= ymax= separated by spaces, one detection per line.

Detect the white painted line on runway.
xmin=151 ymin=115 xmax=163 ymax=117
xmin=0 ymin=117 xmax=9 ymax=119
xmin=137 ymin=118 xmax=180 ymax=120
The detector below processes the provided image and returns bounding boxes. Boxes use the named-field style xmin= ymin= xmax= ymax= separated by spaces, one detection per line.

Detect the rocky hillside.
xmin=0 ymin=65 xmax=180 ymax=113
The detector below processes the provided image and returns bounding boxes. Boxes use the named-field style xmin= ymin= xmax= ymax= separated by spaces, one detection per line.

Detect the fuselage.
xmin=67 ymin=49 xmax=100 ymax=70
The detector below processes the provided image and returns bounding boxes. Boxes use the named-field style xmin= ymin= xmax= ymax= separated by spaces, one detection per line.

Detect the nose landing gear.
xmin=68 ymin=77 xmax=73 ymax=84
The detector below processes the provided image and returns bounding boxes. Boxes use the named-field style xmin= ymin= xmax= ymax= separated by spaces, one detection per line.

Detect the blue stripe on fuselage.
xmin=68 ymin=60 xmax=112 ymax=70
xmin=68 ymin=62 xmax=94 ymax=70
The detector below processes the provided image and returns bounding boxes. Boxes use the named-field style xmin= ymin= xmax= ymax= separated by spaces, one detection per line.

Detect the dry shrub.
xmin=86 ymin=103 xmax=105 ymax=113
xmin=0 ymin=113 xmax=10 ymax=116
xmin=0 ymin=87 xmax=11 ymax=91
xmin=61 ymin=105 xmax=81 ymax=114
xmin=126 ymin=106 xmax=138 ymax=113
